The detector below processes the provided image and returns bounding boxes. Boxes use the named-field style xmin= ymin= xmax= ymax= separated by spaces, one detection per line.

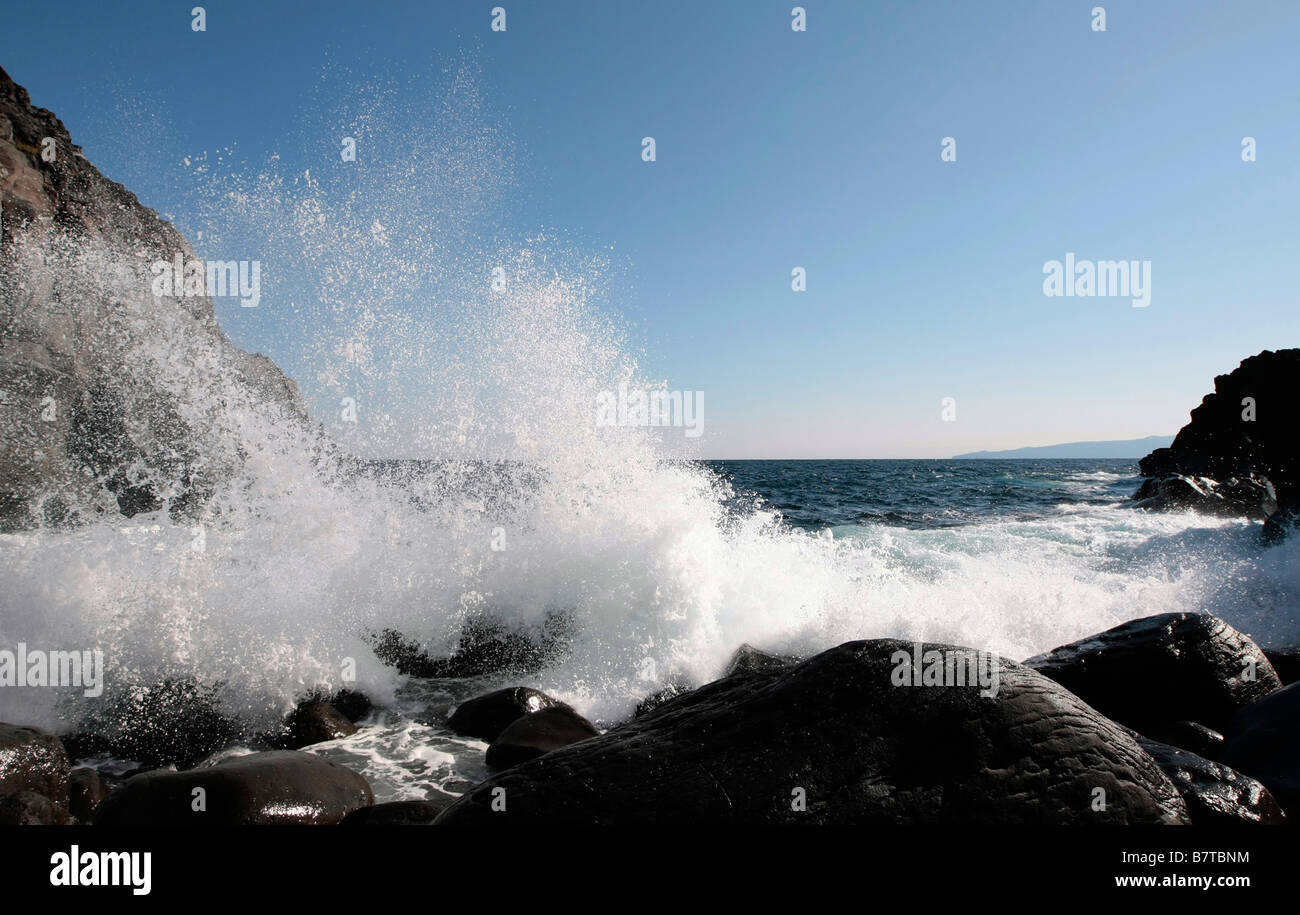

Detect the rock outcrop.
xmin=436 ymin=639 xmax=1190 ymax=825
xmin=1134 ymin=737 xmax=1286 ymax=826
xmin=0 ymin=722 xmax=70 ymax=806
xmin=484 ymin=706 xmax=599 ymax=770
xmin=92 ymin=750 xmax=373 ymax=825
xmin=1222 ymin=681 xmax=1300 ymax=818
xmin=1133 ymin=349 xmax=1300 ymax=525
xmin=1023 ymin=613 xmax=1281 ymax=734
xmin=0 ymin=65 xmax=319 ymax=530
xmin=447 ymin=686 xmax=569 ymax=742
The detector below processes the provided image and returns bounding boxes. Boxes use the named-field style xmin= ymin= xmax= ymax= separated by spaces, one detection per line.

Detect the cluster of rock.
xmin=1132 ymin=348 xmax=1300 ymax=538
xmin=435 ymin=614 xmax=1295 ymax=825
xmin=7 ymin=611 xmax=1293 ymax=826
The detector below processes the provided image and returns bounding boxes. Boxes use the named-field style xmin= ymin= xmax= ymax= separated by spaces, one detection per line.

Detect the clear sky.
xmin=4 ymin=1 xmax=1299 ymax=458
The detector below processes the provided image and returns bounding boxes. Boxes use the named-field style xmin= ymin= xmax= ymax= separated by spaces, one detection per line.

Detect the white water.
xmin=2 ymin=64 xmax=1298 ymax=798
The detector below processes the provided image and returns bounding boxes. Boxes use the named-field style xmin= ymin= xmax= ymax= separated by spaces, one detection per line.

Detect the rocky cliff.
xmin=1134 ymin=349 xmax=1300 ymax=527
xmin=0 ymin=66 xmax=320 ymax=530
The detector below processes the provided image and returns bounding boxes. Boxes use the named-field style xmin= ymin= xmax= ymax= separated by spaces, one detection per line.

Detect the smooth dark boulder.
xmin=1135 ymin=737 xmax=1286 ymax=826
xmin=1263 ymin=646 xmax=1300 ymax=686
xmin=0 ymin=723 xmax=70 ymax=806
xmin=373 ymin=613 xmax=571 ymax=679
xmin=447 ymin=687 xmax=567 ymax=742
xmin=280 ymin=700 xmax=357 ymax=749
xmin=67 ymin=767 xmax=110 ymax=821
xmin=1222 ymin=681 xmax=1300 ymax=818
xmin=330 ymin=689 xmax=373 ymax=723
xmin=633 ymin=682 xmax=694 ymax=719
xmin=339 ymin=797 xmax=455 ymax=825
xmin=1131 ymin=474 xmax=1273 ymax=518
xmin=1024 ymin=613 xmax=1281 ymax=733
xmin=72 ymin=678 xmax=239 ymax=768
xmin=485 ymin=706 xmax=600 ymax=770
xmin=0 ymin=790 xmax=74 ymax=825
xmin=1135 ymin=349 xmax=1300 ymax=514
xmin=1142 ymin=720 xmax=1226 ymax=761
xmin=93 ymin=750 xmax=374 ymax=825
xmin=437 ymin=639 xmax=1189 ymax=825
xmin=1262 ymin=506 xmax=1300 ymax=543
xmin=724 ymin=643 xmax=799 ymax=677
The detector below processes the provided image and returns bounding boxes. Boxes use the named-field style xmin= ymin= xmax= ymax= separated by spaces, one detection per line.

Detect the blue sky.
xmin=4 ymin=0 xmax=1299 ymax=457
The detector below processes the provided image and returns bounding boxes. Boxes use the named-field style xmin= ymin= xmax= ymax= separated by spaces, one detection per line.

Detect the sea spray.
xmin=2 ymin=59 xmax=1298 ymax=758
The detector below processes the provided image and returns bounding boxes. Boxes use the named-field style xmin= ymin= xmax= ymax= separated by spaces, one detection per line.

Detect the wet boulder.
xmin=330 ymin=689 xmax=373 ymax=723
xmin=724 ymin=644 xmax=799 ymax=677
xmin=339 ymin=797 xmax=455 ymax=825
xmin=437 ymin=639 xmax=1189 ymax=825
xmin=1024 ymin=613 xmax=1281 ymax=733
xmin=447 ymin=687 xmax=567 ymax=742
xmin=1141 ymin=720 xmax=1226 ymax=761
xmin=279 ymin=700 xmax=358 ymax=749
xmin=0 ymin=790 xmax=75 ymax=825
xmin=1131 ymin=474 xmax=1274 ymax=518
xmin=1222 ymin=681 xmax=1300 ymax=818
xmin=93 ymin=750 xmax=373 ymax=825
xmin=1135 ymin=737 xmax=1286 ymax=826
xmin=485 ymin=706 xmax=600 ymax=770
xmin=68 ymin=766 xmax=110 ymax=821
xmin=74 ymin=678 xmax=240 ymax=768
xmin=0 ymin=723 xmax=70 ymax=806
xmin=1263 ymin=646 xmax=1300 ymax=686
xmin=633 ymin=682 xmax=694 ymax=719
xmin=373 ymin=613 xmax=572 ymax=679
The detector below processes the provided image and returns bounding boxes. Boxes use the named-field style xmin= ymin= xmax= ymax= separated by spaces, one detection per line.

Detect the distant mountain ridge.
xmin=954 ymin=436 xmax=1174 ymax=460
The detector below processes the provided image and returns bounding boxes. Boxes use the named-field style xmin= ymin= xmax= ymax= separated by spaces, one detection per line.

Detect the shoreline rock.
xmin=1132 ymin=349 xmax=1300 ymax=530
xmin=93 ymin=750 xmax=374 ymax=825
xmin=1023 ymin=612 xmax=1281 ymax=734
xmin=447 ymin=686 xmax=568 ymax=742
xmin=437 ymin=639 xmax=1190 ymax=825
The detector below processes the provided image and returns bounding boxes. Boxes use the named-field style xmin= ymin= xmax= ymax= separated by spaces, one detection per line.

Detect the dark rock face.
xmin=373 ymin=613 xmax=572 ymax=679
xmin=339 ymin=797 xmax=454 ymax=825
xmin=1142 ymin=720 xmax=1226 ymax=761
xmin=724 ymin=644 xmax=799 ymax=677
xmin=0 ymin=790 xmax=74 ymax=825
xmin=330 ymin=689 xmax=373 ymax=723
xmin=73 ymin=678 xmax=239 ymax=768
xmin=633 ymin=682 xmax=694 ymax=719
xmin=447 ymin=687 xmax=567 ymax=742
xmin=1263 ymin=647 xmax=1300 ymax=686
xmin=1222 ymin=681 xmax=1300 ymax=818
xmin=485 ymin=706 xmax=600 ymax=770
xmin=1130 ymin=474 xmax=1274 ymax=519
xmin=1024 ymin=613 xmax=1281 ymax=733
xmin=68 ymin=766 xmax=109 ymax=821
xmin=0 ymin=66 xmax=319 ymax=530
xmin=1134 ymin=349 xmax=1300 ymax=520
xmin=437 ymin=640 xmax=1189 ymax=825
xmin=1135 ymin=737 xmax=1286 ymax=826
xmin=0 ymin=723 xmax=70 ymax=806
xmin=93 ymin=750 xmax=374 ymax=825
xmin=279 ymin=700 xmax=357 ymax=749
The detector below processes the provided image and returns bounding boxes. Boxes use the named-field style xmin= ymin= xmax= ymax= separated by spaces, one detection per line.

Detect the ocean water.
xmin=4 ymin=455 xmax=1298 ymax=802
xmin=278 ymin=458 xmax=1300 ymax=801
